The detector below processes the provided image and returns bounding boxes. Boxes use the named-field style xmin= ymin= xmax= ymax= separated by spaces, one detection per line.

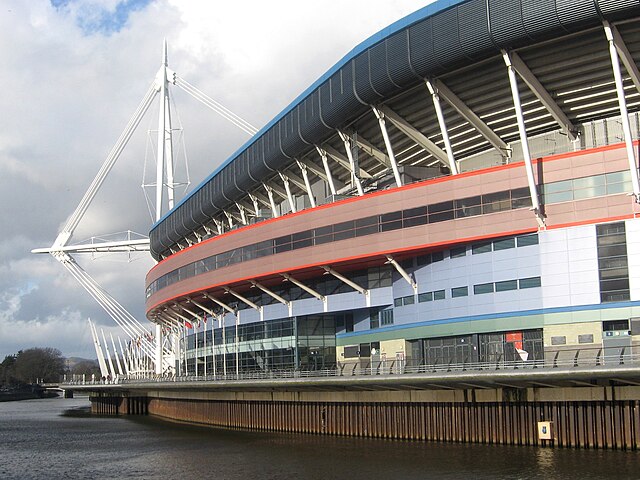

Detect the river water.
xmin=1 ymin=397 xmax=640 ymax=480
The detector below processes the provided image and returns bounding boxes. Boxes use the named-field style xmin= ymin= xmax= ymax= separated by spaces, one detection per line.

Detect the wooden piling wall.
xmin=92 ymin=386 xmax=640 ymax=450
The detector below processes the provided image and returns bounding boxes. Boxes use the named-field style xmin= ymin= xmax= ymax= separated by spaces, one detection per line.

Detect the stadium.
xmin=145 ymin=0 xmax=640 ymax=378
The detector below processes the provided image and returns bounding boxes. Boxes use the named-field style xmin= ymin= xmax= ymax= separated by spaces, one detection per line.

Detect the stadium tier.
xmin=145 ymin=0 xmax=640 ymax=375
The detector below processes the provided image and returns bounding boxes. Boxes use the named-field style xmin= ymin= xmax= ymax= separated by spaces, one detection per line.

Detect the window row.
xmin=147 ymin=185 xmax=532 ymax=297
xmin=394 ymin=276 xmax=542 ymax=306
xmin=542 ymin=170 xmax=631 ymax=204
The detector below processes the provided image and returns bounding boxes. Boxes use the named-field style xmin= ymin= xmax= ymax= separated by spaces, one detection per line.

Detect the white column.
xmin=372 ymin=107 xmax=403 ymax=187
xmin=155 ymin=323 xmax=163 ymax=375
xmin=263 ymin=183 xmax=279 ymax=218
xmin=297 ymin=161 xmax=316 ymax=208
xmin=604 ymin=21 xmax=640 ymax=202
xmin=425 ymin=80 xmax=458 ymax=175
xmin=503 ymin=50 xmax=545 ymax=226
xmin=316 ymin=147 xmax=337 ymax=196
xmin=338 ymin=132 xmax=364 ymax=196
xmin=279 ymin=173 xmax=297 ymax=213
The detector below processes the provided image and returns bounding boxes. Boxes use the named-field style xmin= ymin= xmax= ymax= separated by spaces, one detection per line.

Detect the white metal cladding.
xmin=150 ymin=0 xmax=640 ymax=259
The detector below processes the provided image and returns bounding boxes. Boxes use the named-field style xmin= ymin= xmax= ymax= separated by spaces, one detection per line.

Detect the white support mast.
xmin=33 ymin=42 xmax=258 ymax=379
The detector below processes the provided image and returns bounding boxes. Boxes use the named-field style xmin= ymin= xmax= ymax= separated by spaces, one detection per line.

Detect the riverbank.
xmin=0 ymin=387 xmax=59 ymax=402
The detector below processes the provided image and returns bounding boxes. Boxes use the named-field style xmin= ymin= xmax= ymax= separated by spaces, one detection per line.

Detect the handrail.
xmin=63 ymin=348 xmax=640 ymax=386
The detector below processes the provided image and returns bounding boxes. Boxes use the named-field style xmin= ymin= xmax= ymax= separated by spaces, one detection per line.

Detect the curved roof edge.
xmin=151 ymin=0 xmax=464 ymax=230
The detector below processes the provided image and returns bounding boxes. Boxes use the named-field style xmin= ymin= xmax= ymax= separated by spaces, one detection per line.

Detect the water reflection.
xmin=1 ymin=397 xmax=639 ymax=480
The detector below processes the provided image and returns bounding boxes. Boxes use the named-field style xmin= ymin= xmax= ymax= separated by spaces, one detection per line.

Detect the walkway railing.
xmin=63 ymin=346 xmax=640 ymax=386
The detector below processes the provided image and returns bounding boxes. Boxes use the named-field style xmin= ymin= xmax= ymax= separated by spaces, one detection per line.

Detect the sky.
xmin=0 ymin=0 xmax=431 ymax=360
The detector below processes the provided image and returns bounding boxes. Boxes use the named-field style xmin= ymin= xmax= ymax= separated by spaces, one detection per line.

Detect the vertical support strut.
xmin=604 ymin=21 xmax=640 ymax=203
xmin=372 ymin=107 xmax=403 ymax=187
xmin=503 ymin=50 xmax=545 ymax=227
xmin=425 ymin=80 xmax=458 ymax=175
xmin=338 ymin=131 xmax=364 ymax=196
xmin=297 ymin=160 xmax=316 ymax=208
xmin=279 ymin=173 xmax=297 ymax=213
xmin=316 ymin=146 xmax=337 ymax=196
xmin=263 ymin=183 xmax=279 ymax=218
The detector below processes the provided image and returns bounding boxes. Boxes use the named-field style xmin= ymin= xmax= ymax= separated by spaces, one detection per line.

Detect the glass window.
xmin=394 ymin=298 xmax=403 ymax=307
xmin=573 ymin=175 xmax=605 ymax=190
xmin=418 ymin=292 xmax=433 ymax=303
xmin=451 ymin=286 xmax=468 ymax=298
xmin=313 ymin=225 xmax=333 ymax=245
xmin=493 ymin=238 xmax=516 ymax=251
xmin=292 ymin=230 xmax=313 ymax=249
xmin=510 ymin=187 xmax=532 ymax=209
xmin=403 ymin=295 xmax=415 ymax=306
xmin=433 ymin=290 xmax=446 ymax=300
xmin=428 ymin=201 xmax=454 ymax=223
xmin=380 ymin=211 xmax=402 ymax=232
xmin=380 ymin=309 xmax=394 ymax=326
xmin=370 ymin=311 xmax=379 ymax=330
xmin=274 ymin=235 xmax=292 ymax=253
xmin=544 ymin=179 xmax=573 ymax=195
xmin=450 ymin=246 xmax=466 ymax=258
xmin=431 ymin=251 xmax=444 ymax=263
xmin=333 ymin=221 xmax=355 ymax=240
xmin=603 ymin=319 xmax=629 ymax=332
xmin=473 ymin=283 xmax=494 ymax=295
xmin=519 ymin=277 xmax=541 ymax=289
xmin=482 ymin=190 xmax=511 ymax=214
xmin=517 ymin=234 xmax=538 ymax=247
xmin=403 ymin=206 xmax=427 ymax=221
xmin=355 ymin=216 xmax=379 ymax=236
xmin=455 ymin=196 xmax=482 ymax=218
xmin=416 ymin=254 xmax=431 ymax=266
xmin=544 ymin=190 xmax=574 ymax=203
xmin=472 ymin=242 xmax=492 ymax=255
xmin=495 ymin=279 xmax=518 ymax=292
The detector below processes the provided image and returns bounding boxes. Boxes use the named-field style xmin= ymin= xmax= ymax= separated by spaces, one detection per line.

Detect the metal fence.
xmin=63 ymin=346 xmax=640 ymax=386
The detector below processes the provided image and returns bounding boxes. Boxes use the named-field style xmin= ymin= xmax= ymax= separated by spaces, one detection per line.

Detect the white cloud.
xmin=1 ymin=0 xmax=431 ymax=360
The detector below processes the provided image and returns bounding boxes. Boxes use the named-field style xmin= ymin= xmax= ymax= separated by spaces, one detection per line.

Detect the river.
xmin=1 ymin=397 xmax=639 ymax=479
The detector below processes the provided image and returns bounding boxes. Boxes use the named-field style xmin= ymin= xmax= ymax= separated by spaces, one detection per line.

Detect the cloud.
xmin=1 ymin=0 xmax=431 ymax=360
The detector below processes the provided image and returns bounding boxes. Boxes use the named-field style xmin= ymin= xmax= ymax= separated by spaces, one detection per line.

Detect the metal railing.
xmin=63 ymin=346 xmax=640 ymax=386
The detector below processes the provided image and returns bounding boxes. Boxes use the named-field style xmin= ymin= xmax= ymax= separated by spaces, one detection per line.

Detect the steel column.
xmin=503 ymin=50 xmax=545 ymax=226
xmin=372 ymin=107 xmax=403 ymax=186
xmin=604 ymin=21 xmax=640 ymax=202
xmin=425 ymin=80 xmax=458 ymax=174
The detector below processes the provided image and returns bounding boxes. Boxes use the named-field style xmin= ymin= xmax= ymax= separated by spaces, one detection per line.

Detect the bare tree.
xmin=13 ymin=348 xmax=66 ymax=384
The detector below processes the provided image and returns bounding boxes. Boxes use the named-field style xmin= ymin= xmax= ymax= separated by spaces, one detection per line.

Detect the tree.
xmin=0 ymin=354 xmax=18 ymax=386
xmin=13 ymin=348 xmax=66 ymax=384
xmin=70 ymin=359 xmax=101 ymax=379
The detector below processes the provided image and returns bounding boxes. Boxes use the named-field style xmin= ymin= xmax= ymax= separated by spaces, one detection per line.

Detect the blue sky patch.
xmin=50 ymin=0 xmax=152 ymax=35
